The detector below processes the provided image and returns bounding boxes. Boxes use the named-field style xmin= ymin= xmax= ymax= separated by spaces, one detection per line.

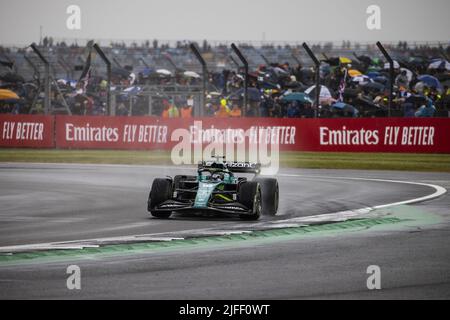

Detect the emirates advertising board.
xmin=1 ymin=115 xmax=450 ymax=153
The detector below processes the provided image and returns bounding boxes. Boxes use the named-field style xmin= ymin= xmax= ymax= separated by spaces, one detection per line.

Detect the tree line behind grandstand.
xmin=0 ymin=39 xmax=449 ymax=118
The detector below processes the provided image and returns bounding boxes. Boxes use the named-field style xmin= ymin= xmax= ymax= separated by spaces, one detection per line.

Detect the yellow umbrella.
xmin=348 ymin=69 xmax=363 ymax=77
xmin=0 ymin=89 xmax=20 ymax=100
xmin=339 ymin=57 xmax=352 ymax=64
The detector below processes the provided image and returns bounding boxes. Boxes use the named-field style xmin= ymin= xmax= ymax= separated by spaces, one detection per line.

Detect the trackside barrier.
xmin=1 ymin=115 xmax=450 ymax=153
xmin=0 ymin=114 xmax=54 ymax=148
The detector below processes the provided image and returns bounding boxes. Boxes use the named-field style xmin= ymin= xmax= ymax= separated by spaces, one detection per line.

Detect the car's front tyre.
xmin=148 ymin=178 xmax=173 ymax=219
xmin=238 ymin=181 xmax=262 ymax=221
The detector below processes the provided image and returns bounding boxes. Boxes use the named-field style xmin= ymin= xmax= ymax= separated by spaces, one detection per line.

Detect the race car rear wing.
xmin=226 ymin=162 xmax=261 ymax=174
xmin=199 ymin=160 xmax=261 ymax=174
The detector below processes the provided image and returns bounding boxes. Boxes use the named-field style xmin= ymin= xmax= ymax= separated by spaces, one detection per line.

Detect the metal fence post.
xmin=93 ymin=43 xmax=112 ymax=115
xmin=229 ymin=55 xmax=240 ymax=69
xmin=148 ymin=95 xmax=153 ymax=116
xmin=231 ymin=43 xmax=249 ymax=117
xmin=302 ymin=43 xmax=320 ymax=118
xmin=376 ymin=41 xmax=393 ymax=117
xmin=24 ymin=55 xmax=40 ymax=80
xmin=190 ymin=43 xmax=207 ymax=117
xmin=30 ymin=43 xmax=51 ymax=114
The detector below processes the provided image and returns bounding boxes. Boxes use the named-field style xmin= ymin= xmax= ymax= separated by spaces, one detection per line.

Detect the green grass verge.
xmin=1 ymin=148 xmax=450 ymax=172
xmin=280 ymin=151 xmax=450 ymax=172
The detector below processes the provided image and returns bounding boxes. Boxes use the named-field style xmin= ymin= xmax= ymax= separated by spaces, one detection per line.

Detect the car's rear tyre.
xmin=253 ymin=177 xmax=279 ymax=216
xmin=238 ymin=181 xmax=262 ymax=221
xmin=148 ymin=178 xmax=173 ymax=219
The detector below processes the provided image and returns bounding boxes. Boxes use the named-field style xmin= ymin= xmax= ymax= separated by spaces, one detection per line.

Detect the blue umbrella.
xmin=122 ymin=86 xmax=142 ymax=95
xmin=428 ymin=59 xmax=450 ymax=71
xmin=373 ymin=76 xmax=388 ymax=85
xmin=281 ymin=92 xmax=313 ymax=104
xmin=331 ymin=102 xmax=359 ymax=117
xmin=141 ymin=67 xmax=154 ymax=77
xmin=366 ymin=71 xmax=380 ymax=79
xmin=417 ymin=75 xmax=442 ymax=90
xmin=119 ymin=86 xmax=142 ymax=100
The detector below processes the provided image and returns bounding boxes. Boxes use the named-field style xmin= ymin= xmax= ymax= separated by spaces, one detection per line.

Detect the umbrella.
xmin=405 ymin=94 xmax=427 ymax=105
xmin=362 ymin=82 xmax=385 ymax=94
xmin=228 ymin=88 xmax=262 ymax=102
xmin=428 ymin=59 xmax=450 ymax=71
xmin=208 ymin=91 xmax=222 ymax=96
xmin=331 ymin=102 xmax=359 ymax=117
xmin=367 ymin=66 xmax=382 ymax=73
xmin=305 ymin=85 xmax=332 ymax=99
xmin=281 ymin=92 xmax=313 ymax=104
xmin=156 ymin=69 xmax=172 ymax=76
xmin=122 ymin=86 xmax=142 ymax=95
xmin=374 ymin=76 xmax=389 ymax=85
xmin=57 ymin=79 xmax=77 ymax=88
xmin=339 ymin=57 xmax=352 ymax=64
xmin=323 ymin=57 xmax=340 ymax=66
xmin=400 ymin=68 xmax=413 ymax=82
xmin=367 ymin=71 xmax=381 ymax=79
xmin=417 ymin=75 xmax=442 ymax=90
xmin=353 ymin=55 xmax=372 ymax=66
xmin=408 ymin=56 xmax=427 ymax=67
xmin=0 ymin=89 xmax=20 ymax=100
xmin=0 ymin=72 xmax=25 ymax=83
xmin=351 ymin=75 xmax=372 ymax=85
xmin=272 ymin=67 xmax=289 ymax=77
xmin=183 ymin=71 xmax=201 ymax=79
xmin=384 ymin=60 xmax=400 ymax=69
xmin=258 ymin=80 xmax=281 ymax=90
xmin=348 ymin=69 xmax=363 ymax=77
xmin=112 ymin=67 xmax=131 ymax=79
xmin=135 ymin=67 xmax=154 ymax=77
xmin=284 ymin=81 xmax=306 ymax=90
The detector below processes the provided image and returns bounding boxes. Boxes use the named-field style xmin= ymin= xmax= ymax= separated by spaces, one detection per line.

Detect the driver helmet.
xmin=211 ymin=172 xmax=225 ymax=181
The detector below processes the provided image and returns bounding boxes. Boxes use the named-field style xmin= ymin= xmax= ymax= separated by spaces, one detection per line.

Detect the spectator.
xmin=162 ymin=99 xmax=180 ymax=118
xmin=215 ymin=99 xmax=231 ymax=117
xmin=117 ymin=102 xmax=128 ymax=116
xmin=403 ymin=103 xmax=416 ymax=117
xmin=395 ymin=70 xmax=409 ymax=88
xmin=180 ymin=104 xmax=193 ymax=118
xmin=2 ymin=40 xmax=449 ymax=118
xmin=415 ymin=98 xmax=436 ymax=117
xmin=229 ymin=104 xmax=242 ymax=117
xmin=286 ymin=101 xmax=300 ymax=118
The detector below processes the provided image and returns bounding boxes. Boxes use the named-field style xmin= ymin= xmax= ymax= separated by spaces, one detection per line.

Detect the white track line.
xmin=271 ymin=174 xmax=447 ymax=224
xmin=278 ymin=174 xmax=447 ymax=208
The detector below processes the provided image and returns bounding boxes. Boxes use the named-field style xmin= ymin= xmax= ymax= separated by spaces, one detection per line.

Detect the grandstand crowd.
xmin=1 ymin=39 xmax=449 ymax=118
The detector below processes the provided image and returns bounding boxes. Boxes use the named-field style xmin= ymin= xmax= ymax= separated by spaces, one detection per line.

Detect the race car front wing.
xmin=149 ymin=200 xmax=253 ymax=216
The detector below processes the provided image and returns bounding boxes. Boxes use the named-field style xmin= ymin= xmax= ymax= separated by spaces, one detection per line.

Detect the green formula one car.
xmin=147 ymin=158 xmax=279 ymax=220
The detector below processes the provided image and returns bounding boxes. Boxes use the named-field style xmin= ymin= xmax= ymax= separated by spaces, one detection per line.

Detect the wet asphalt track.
xmin=0 ymin=163 xmax=449 ymax=299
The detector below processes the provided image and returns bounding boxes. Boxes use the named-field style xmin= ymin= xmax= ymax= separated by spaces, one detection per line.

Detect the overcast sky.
xmin=1 ymin=0 xmax=449 ymax=46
